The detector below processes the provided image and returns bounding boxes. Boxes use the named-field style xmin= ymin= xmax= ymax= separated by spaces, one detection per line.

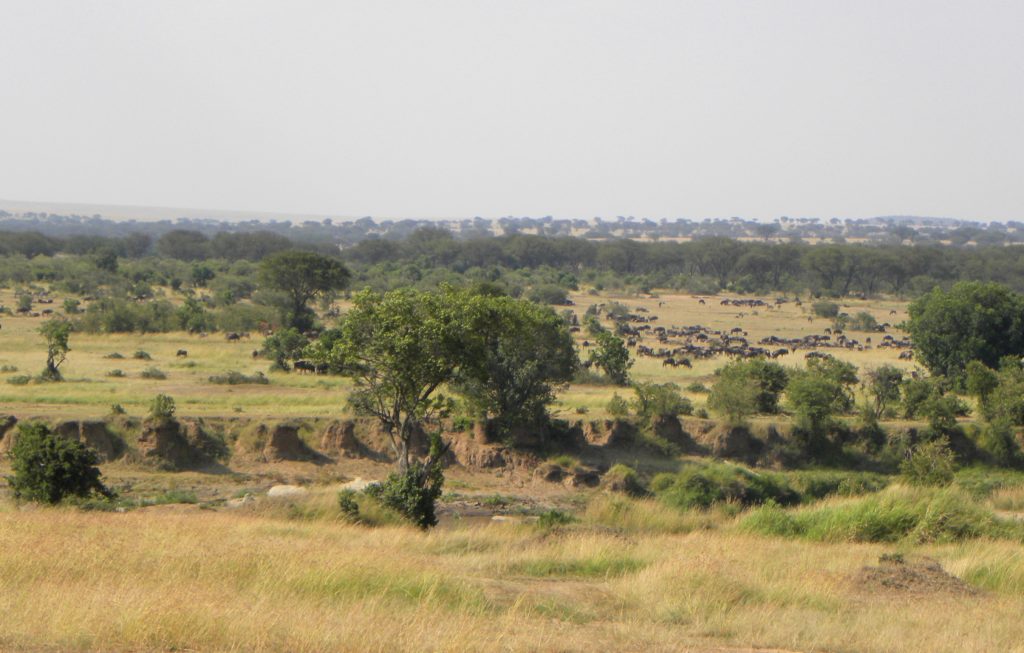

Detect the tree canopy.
xmin=258 ymin=250 xmax=350 ymax=330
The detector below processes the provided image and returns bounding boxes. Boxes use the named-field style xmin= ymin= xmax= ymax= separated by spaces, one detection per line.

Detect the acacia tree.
xmin=325 ymin=287 xmax=480 ymax=472
xmin=454 ymin=296 xmax=578 ymax=434
xmin=258 ymin=250 xmax=350 ymax=331
xmin=908 ymin=281 xmax=1024 ymax=381
xmin=588 ymin=330 xmax=633 ymax=386
xmin=39 ymin=319 xmax=71 ymax=381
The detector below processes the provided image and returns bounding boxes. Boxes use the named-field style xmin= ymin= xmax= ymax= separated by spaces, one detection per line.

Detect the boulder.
xmin=563 ymin=466 xmax=601 ymax=489
xmin=536 ymin=463 xmax=566 ymax=483
xmin=267 ymin=484 xmax=307 ymax=498
xmin=263 ymin=423 xmax=315 ymax=462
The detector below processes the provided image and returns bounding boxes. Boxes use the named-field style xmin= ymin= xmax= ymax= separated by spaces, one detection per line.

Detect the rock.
xmin=563 ymin=467 xmax=601 ymax=488
xmin=535 ymin=463 xmax=565 ymax=483
xmin=339 ymin=478 xmax=377 ymax=492
xmin=225 ymin=494 xmax=255 ymax=509
xmin=267 ymin=484 xmax=308 ymax=498
xmin=320 ymin=420 xmax=362 ymax=456
xmin=263 ymin=423 xmax=315 ymax=462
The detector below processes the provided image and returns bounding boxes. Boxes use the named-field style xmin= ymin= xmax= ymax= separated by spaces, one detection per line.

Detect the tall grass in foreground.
xmin=4 ymin=507 xmax=1024 ymax=652
xmin=741 ymin=485 xmax=1024 ymax=544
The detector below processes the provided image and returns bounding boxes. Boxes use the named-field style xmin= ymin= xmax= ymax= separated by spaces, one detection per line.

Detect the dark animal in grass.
xmin=176 ymin=350 xmax=188 ymax=358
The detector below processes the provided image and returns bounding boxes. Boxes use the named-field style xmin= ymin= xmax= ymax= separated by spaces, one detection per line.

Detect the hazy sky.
xmin=1 ymin=1 xmax=1022 ymax=221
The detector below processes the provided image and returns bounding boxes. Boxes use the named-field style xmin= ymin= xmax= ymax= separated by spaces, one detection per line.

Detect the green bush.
xmin=8 ymin=423 xmax=112 ymax=504
xmin=653 ymin=462 xmax=799 ymax=511
xmin=0 ymin=364 xmax=18 ymax=373
xmin=337 ymin=490 xmax=361 ymax=522
xmin=6 ymin=375 xmax=31 ymax=386
xmin=606 ymin=393 xmax=630 ymax=418
xmin=106 ymin=369 xmax=126 ymax=378
xmin=537 ymin=509 xmax=576 ymax=528
xmin=149 ymin=394 xmax=176 ymax=421
xmin=812 ymin=301 xmax=840 ymax=318
xmin=140 ymin=367 xmax=167 ymax=380
xmin=132 ymin=350 xmax=152 ymax=360
xmin=365 ymin=462 xmax=445 ymax=529
xmin=901 ymin=439 xmax=957 ymax=486
xmin=742 ymin=486 xmax=1018 ymax=544
xmin=208 ymin=370 xmax=269 ymax=385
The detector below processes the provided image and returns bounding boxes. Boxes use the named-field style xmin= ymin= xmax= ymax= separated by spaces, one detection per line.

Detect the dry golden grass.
xmin=1 ymin=502 xmax=1023 ymax=652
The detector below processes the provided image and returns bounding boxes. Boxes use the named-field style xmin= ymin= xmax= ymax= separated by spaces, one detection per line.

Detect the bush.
xmin=527 ymin=284 xmax=570 ymax=306
xmin=606 ymin=393 xmax=630 ymax=418
xmin=8 ymin=423 xmax=112 ymax=504
xmin=208 ymin=370 xmax=269 ymax=385
xmin=132 ymin=350 xmax=152 ymax=360
xmin=630 ymin=382 xmax=692 ymax=423
xmin=812 ymin=301 xmax=840 ymax=318
xmin=652 ymin=462 xmax=799 ymax=511
xmin=337 ymin=490 xmax=361 ymax=522
xmin=365 ymin=463 xmax=444 ymax=529
xmin=901 ymin=439 xmax=957 ymax=486
xmin=6 ymin=375 xmax=31 ymax=386
xmin=0 ymin=364 xmax=18 ymax=373
xmin=741 ymin=486 xmax=1016 ymax=544
xmin=537 ymin=509 xmax=576 ymax=528
xmin=106 ymin=369 xmax=126 ymax=378
xmin=686 ymin=382 xmax=709 ymax=393
xmin=140 ymin=367 xmax=167 ymax=380
xmin=149 ymin=394 xmax=176 ymax=421
xmin=103 ymin=352 xmax=125 ymax=359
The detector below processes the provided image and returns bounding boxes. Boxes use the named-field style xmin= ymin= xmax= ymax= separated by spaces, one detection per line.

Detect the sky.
xmin=1 ymin=1 xmax=1022 ymax=222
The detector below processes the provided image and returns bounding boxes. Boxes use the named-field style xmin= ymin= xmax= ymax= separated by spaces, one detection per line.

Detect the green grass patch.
xmin=741 ymin=485 xmax=1024 ymax=544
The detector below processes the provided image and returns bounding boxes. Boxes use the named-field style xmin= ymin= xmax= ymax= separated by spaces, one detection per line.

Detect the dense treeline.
xmin=339 ymin=231 xmax=1024 ymax=297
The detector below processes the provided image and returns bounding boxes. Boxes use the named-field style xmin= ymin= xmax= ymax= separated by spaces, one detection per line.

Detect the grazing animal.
xmin=293 ymin=360 xmax=315 ymax=374
xmin=226 ymin=332 xmax=241 ymax=341
xmin=899 ymin=350 xmax=913 ymax=360
xmin=698 ymin=299 xmax=706 ymax=305
xmin=176 ymin=349 xmax=188 ymax=358
xmin=252 ymin=350 xmax=260 ymax=359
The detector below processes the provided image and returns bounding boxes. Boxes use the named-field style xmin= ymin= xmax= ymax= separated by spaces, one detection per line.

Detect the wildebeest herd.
xmin=586 ymin=297 xmax=913 ymax=366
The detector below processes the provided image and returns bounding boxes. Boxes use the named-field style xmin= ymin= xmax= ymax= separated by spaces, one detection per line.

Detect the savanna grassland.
xmin=5 ymin=284 xmax=1024 ymax=653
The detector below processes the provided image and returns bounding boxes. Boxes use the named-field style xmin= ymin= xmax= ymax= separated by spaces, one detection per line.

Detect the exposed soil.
xmin=854 ymin=555 xmax=978 ymax=597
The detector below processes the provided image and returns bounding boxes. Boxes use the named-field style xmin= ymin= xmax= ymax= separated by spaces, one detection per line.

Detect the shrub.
xmin=0 ymin=364 xmax=18 ymax=373
xmin=106 ymin=369 xmax=126 ymax=378
xmin=901 ymin=439 xmax=957 ymax=486
xmin=149 ymin=394 xmax=176 ymax=421
xmin=140 ymin=367 xmax=167 ymax=380
xmin=103 ymin=352 xmax=124 ymax=359
xmin=208 ymin=370 xmax=269 ymax=385
xmin=686 ymin=382 xmax=709 ymax=393
xmin=133 ymin=350 xmax=152 ymax=360
xmin=337 ymin=490 xmax=361 ymax=522
xmin=653 ymin=462 xmax=799 ymax=511
xmin=109 ymin=404 xmax=126 ymax=415
xmin=537 ymin=509 xmax=576 ymax=528
xmin=606 ymin=393 xmax=630 ymax=418
xmin=365 ymin=463 xmax=445 ymax=529
xmin=6 ymin=375 xmax=31 ymax=386
xmin=8 ymin=423 xmax=112 ymax=504
xmin=630 ymin=382 xmax=693 ymax=423
xmin=742 ymin=486 xmax=1016 ymax=544
xmin=812 ymin=301 xmax=840 ymax=318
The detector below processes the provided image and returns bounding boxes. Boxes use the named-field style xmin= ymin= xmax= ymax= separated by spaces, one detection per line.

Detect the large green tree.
xmin=258 ymin=250 xmax=350 ymax=331
xmin=322 ymin=287 xmax=480 ymax=472
xmin=454 ymin=296 xmax=578 ymax=433
xmin=907 ymin=281 xmax=1024 ymax=380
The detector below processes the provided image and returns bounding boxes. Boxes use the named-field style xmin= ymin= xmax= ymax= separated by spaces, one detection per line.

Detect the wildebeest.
xmin=176 ymin=349 xmax=188 ymax=358
xmin=226 ymin=332 xmax=241 ymax=341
